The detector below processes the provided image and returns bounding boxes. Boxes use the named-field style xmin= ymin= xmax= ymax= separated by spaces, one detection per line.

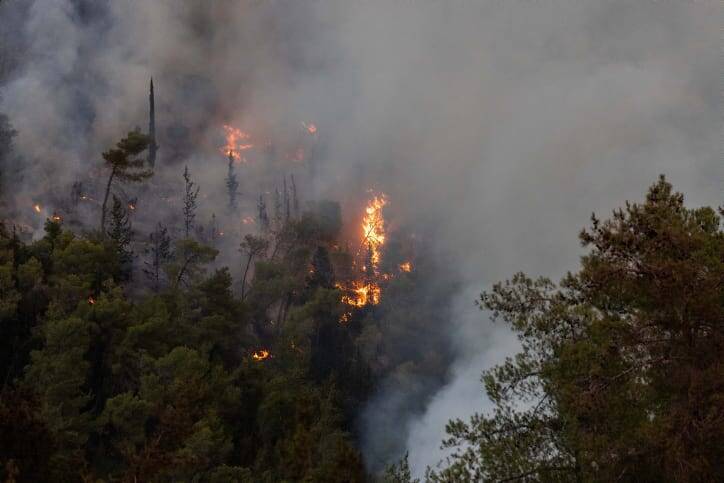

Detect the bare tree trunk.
xmin=100 ymin=169 xmax=115 ymax=235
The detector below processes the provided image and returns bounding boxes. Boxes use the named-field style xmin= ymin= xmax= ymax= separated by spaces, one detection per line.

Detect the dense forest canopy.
xmin=0 ymin=0 xmax=721 ymax=482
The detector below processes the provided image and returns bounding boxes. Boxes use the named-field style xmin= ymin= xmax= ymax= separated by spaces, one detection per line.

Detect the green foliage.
xmin=429 ymin=176 xmax=724 ymax=483
xmin=0 ymin=206 xmax=368 ymax=481
xmin=100 ymin=129 xmax=152 ymax=233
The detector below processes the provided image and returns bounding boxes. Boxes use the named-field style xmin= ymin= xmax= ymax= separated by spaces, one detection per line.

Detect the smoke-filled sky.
xmin=1 ymin=0 xmax=720 ymax=476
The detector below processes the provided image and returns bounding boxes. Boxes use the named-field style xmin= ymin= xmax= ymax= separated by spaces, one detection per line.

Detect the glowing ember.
xmin=302 ymin=122 xmax=317 ymax=135
xmin=399 ymin=261 xmax=412 ymax=272
xmin=127 ymin=203 xmax=136 ymax=211
xmin=33 ymin=204 xmax=41 ymax=213
xmin=251 ymin=349 xmax=270 ymax=362
xmin=339 ymin=312 xmax=352 ymax=324
xmin=51 ymin=213 xmax=62 ymax=222
xmin=221 ymin=125 xmax=253 ymax=161
xmin=87 ymin=296 xmax=96 ymax=305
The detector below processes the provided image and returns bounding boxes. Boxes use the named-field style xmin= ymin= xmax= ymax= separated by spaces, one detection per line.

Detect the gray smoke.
xmin=0 ymin=0 xmax=720 ymax=478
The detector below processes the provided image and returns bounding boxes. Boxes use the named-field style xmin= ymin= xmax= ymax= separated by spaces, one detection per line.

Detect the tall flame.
xmin=361 ymin=194 xmax=387 ymax=270
xmin=221 ymin=125 xmax=253 ymax=161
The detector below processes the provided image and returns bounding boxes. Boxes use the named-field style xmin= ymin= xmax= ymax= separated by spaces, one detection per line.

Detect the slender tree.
xmin=100 ymin=130 xmax=152 ymax=234
xmin=273 ymin=187 xmax=283 ymax=229
xmin=225 ymin=152 xmax=239 ymax=210
xmin=290 ymin=174 xmax=299 ymax=218
xmin=143 ymin=222 xmax=172 ymax=291
xmin=257 ymin=193 xmax=270 ymax=235
xmin=283 ymin=176 xmax=290 ymax=221
xmin=107 ymin=195 xmax=133 ymax=280
xmin=182 ymin=165 xmax=199 ymax=238
xmin=239 ymin=234 xmax=269 ymax=300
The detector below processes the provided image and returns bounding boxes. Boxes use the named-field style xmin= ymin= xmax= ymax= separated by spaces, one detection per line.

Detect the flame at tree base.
xmin=251 ymin=349 xmax=270 ymax=361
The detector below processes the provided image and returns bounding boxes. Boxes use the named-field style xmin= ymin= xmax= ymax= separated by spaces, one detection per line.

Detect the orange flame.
xmin=251 ymin=349 xmax=270 ymax=361
xmin=51 ymin=213 xmax=62 ymax=222
xmin=221 ymin=125 xmax=253 ymax=161
xmin=337 ymin=280 xmax=381 ymax=307
xmin=399 ymin=261 xmax=412 ymax=272
xmin=361 ymin=194 xmax=387 ymax=270
xmin=302 ymin=122 xmax=317 ymax=135
xmin=33 ymin=204 xmax=41 ymax=213
xmin=339 ymin=312 xmax=352 ymax=324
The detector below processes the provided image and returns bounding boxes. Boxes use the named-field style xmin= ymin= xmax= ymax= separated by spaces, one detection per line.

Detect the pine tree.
xmin=143 ymin=222 xmax=171 ymax=291
xmin=283 ymin=177 xmax=290 ymax=221
xmin=70 ymin=181 xmax=83 ymax=209
xmin=100 ymin=129 xmax=152 ymax=234
xmin=225 ymin=152 xmax=239 ymax=210
xmin=209 ymin=213 xmax=219 ymax=244
xmin=182 ymin=165 xmax=199 ymax=238
xmin=290 ymin=174 xmax=299 ymax=218
xmin=107 ymin=195 xmax=133 ymax=280
xmin=307 ymin=246 xmax=334 ymax=289
xmin=257 ymin=193 xmax=270 ymax=234
xmin=239 ymin=234 xmax=269 ymax=300
xmin=273 ymin=187 xmax=283 ymax=229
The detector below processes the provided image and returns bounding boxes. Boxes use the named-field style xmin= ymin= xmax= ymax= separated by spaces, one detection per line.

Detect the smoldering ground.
xmin=0 ymin=0 xmax=720 ymax=477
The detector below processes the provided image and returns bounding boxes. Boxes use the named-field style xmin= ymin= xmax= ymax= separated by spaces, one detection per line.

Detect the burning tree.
xmin=99 ymin=129 xmax=152 ymax=235
xmin=182 ymin=165 xmax=199 ymax=238
xmin=225 ymin=152 xmax=239 ymax=210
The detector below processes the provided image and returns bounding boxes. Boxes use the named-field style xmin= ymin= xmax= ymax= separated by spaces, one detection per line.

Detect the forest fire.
xmin=251 ymin=349 xmax=270 ymax=362
xmin=339 ymin=280 xmax=381 ymax=307
xmin=361 ymin=194 xmax=387 ymax=269
xmin=221 ymin=124 xmax=253 ymax=161
xmin=336 ymin=193 xmax=388 ymax=312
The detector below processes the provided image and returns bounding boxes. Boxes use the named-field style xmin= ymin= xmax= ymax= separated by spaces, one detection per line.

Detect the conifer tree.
xmin=290 ymin=174 xmax=299 ymax=218
xmin=239 ymin=234 xmax=269 ymax=300
xmin=143 ymin=222 xmax=171 ymax=291
xmin=182 ymin=165 xmax=199 ymax=238
xmin=257 ymin=193 xmax=270 ymax=234
xmin=283 ymin=176 xmax=290 ymax=221
xmin=307 ymin=246 xmax=334 ymax=289
xmin=225 ymin=152 xmax=239 ymax=210
xmin=273 ymin=187 xmax=283 ymax=228
xmin=100 ymin=129 xmax=152 ymax=234
xmin=107 ymin=195 xmax=133 ymax=280
xmin=209 ymin=213 xmax=220 ymax=244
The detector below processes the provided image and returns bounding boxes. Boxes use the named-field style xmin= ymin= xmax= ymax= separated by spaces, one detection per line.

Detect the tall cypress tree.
xmin=182 ymin=165 xmax=199 ymax=238
xmin=225 ymin=152 xmax=239 ymax=210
